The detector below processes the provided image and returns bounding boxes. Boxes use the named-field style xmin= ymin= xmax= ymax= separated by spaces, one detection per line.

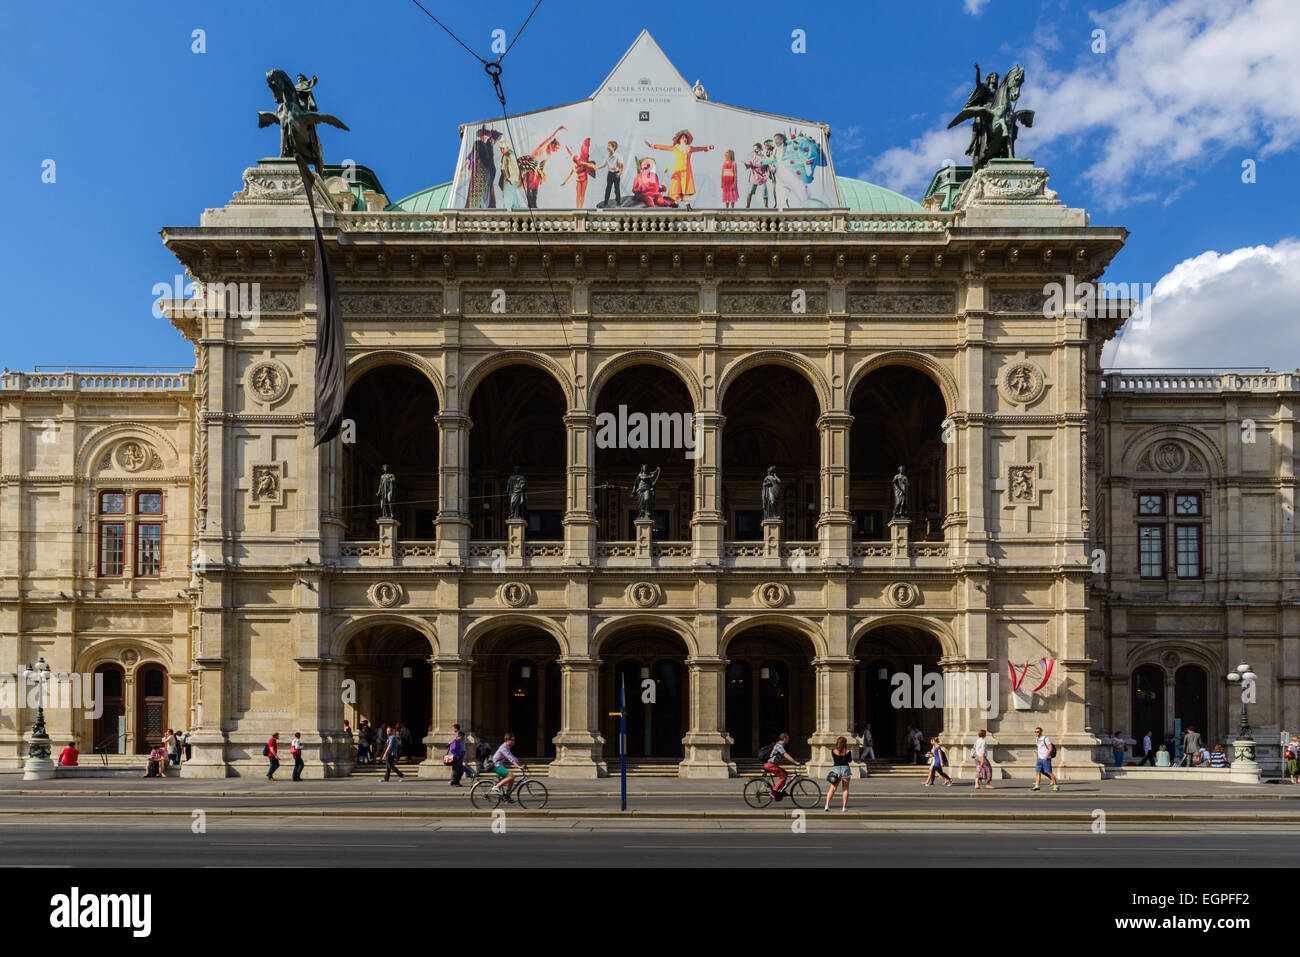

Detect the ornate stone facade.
xmin=2 ymin=157 xmax=1294 ymax=783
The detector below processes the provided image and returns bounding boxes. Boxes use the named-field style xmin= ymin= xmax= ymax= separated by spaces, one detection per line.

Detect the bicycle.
xmin=743 ymin=768 xmax=822 ymax=809
xmin=469 ymin=768 xmax=549 ymax=810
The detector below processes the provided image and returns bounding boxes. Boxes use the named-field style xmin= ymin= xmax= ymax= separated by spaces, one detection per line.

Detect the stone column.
xmin=817 ymin=412 xmax=854 ymax=565
xmin=680 ymin=657 xmax=734 ymax=778
xmin=421 ymin=656 xmax=470 ymax=778
xmin=435 ymin=411 xmax=470 ymax=561
xmin=690 ymin=411 xmax=725 ymax=566
xmin=808 ymin=656 xmax=856 ymax=775
xmin=550 ymin=657 xmax=603 ymax=778
xmin=564 ymin=411 xmax=597 ymax=565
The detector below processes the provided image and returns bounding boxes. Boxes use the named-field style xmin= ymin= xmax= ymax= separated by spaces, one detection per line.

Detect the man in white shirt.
xmin=1032 ymin=727 xmax=1059 ymax=792
xmin=1140 ymin=730 xmax=1156 ymax=766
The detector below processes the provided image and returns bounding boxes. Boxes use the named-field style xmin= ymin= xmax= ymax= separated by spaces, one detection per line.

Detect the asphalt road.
xmin=3 ymin=816 xmax=1299 ymax=867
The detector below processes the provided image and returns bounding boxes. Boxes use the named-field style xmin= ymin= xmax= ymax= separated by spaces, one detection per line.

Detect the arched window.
xmin=1131 ymin=665 xmax=1165 ymax=745
xmin=1174 ymin=665 xmax=1209 ymax=742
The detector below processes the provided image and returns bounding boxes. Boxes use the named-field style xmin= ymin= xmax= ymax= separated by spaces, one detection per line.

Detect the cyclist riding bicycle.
xmin=762 ymin=731 xmax=798 ymax=799
xmin=489 ymin=732 xmax=527 ymax=801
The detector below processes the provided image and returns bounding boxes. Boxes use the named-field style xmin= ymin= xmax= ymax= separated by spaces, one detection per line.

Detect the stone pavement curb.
xmin=5 ymin=807 xmax=1300 ymax=824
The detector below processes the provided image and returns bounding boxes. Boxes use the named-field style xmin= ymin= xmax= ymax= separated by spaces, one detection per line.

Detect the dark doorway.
xmin=862 ymin=658 xmax=897 ymax=759
xmin=855 ymin=625 xmax=944 ymax=760
xmin=725 ymin=661 xmax=753 ymax=756
xmin=400 ymin=657 xmax=432 ymax=758
xmin=1174 ymin=665 xmax=1208 ymax=742
xmin=600 ymin=631 xmax=688 ymax=759
xmin=135 ymin=664 xmax=166 ymax=754
xmin=1132 ymin=665 xmax=1165 ymax=745
xmin=93 ymin=664 xmax=124 ymax=755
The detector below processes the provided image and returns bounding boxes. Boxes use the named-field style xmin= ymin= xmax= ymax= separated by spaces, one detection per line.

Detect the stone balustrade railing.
xmin=2 ymin=370 xmax=193 ymax=392
xmin=1101 ymin=370 xmax=1299 ymax=393
xmin=336 ymin=208 xmax=955 ymax=235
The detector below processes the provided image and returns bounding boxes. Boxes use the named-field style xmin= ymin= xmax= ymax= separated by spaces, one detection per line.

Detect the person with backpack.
xmin=824 ymin=736 xmax=853 ymax=811
xmin=290 ymin=731 xmax=305 ymax=781
xmin=1032 ymin=727 xmax=1059 ymax=792
xmin=760 ymin=732 xmax=798 ymax=799
xmin=924 ymin=737 xmax=952 ymax=786
xmin=264 ymin=732 xmax=280 ymax=780
xmin=380 ymin=725 xmax=405 ymax=781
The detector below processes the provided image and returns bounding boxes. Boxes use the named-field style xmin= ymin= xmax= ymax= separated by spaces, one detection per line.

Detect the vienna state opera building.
xmin=2 ymin=35 xmax=1296 ymax=778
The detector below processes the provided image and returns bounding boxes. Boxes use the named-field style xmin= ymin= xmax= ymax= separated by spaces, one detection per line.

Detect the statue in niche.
xmin=506 ymin=466 xmax=528 ymax=521
xmin=892 ymin=466 xmax=909 ymax=520
xmin=634 ymin=464 xmax=661 ymax=520
xmin=377 ymin=464 xmax=395 ymax=520
xmin=762 ymin=466 xmax=782 ymax=520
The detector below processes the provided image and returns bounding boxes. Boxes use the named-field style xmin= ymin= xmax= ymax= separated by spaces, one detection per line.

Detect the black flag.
xmin=295 ymin=155 xmax=345 ymax=447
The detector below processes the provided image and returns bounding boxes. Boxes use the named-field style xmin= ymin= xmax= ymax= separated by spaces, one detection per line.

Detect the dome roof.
xmin=387 ymin=176 xmax=920 ymax=213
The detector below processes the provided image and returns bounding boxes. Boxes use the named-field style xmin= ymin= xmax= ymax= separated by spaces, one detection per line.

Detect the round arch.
xmin=846 ymin=351 xmax=959 ymax=413
xmin=1120 ymin=425 xmax=1225 ymax=476
xmin=719 ymin=614 xmax=827 ymax=658
xmin=329 ymin=613 xmax=439 ymax=660
xmin=716 ymin=352 xmax=831 ymax=415
xmin=74 ymin=639 xmax=176 ymax=676
xmin=461 ymin=614 xmax=570 ymax=659
xmin=460 ymin=350 xmax=575 ymax=411
xmin=75 ymin=423 xmax=182 ymax=476
xmin=345 ymin=350 xmax=445 ymax=406
xmin=848 ymin=614 xmax=959 ymax=660
xmin=589 ymin=351 xmax=703 ymax=413
xmin=590 ymin=614 xmax=699 ymax=659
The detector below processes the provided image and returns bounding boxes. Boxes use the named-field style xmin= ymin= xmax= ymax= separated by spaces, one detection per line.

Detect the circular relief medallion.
xmin=626 ymin=581 xmax=662 ymax=608
xmin=246 ymin=359 xmax=291 ymax=406
xmin=115 ymin=441 xmax=151 ymax=472
xmin=1160 ymin=651 xmax=1180 ymax=671
xmin=886 ymin=581 xmax=920 ymax=608
xmin=998 ymin=361 xmax=1046 ymax=406
xmin=120 ymin=649 xmax=139 ymax=666
xmin=498 ymin=582 xmax=532 ymax=608
xmin=1154 ymin=442 xmax=1186 ymax=473
xmin=367 ymin=581 xmax=403 ymax=608
xmin=755 ymin=581 xmax=790 ymax=608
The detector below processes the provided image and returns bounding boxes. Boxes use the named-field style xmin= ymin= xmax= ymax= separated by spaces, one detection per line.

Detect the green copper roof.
xmin=386 ymin=176 xmax=920 ymax=213
xmin=834 ymin=176 xmax=923 ymax=213
xmin=387 ymin=182 xmax=453 ymax=213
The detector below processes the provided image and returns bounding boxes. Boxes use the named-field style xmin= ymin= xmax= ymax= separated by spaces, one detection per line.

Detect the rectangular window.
xmin=136 ymin=524 xmax=162 ymax=576
xmin=136 ymin=491 xmax=163 ymax=514
xmin=1139 ymin=524 xmax=1165 ymax=578
xmin=1175 ymin=524 xmax=1202 ymax=578
xmin=1138 ymin=493 xmax=1164 ymax=516
xmin=99 ymin=523 xmax=125 ymax=576
xmin=99 ymin=491 xmax=125 ymax=514
xmin=1174 ymin=493 xmax=1201 ymax=517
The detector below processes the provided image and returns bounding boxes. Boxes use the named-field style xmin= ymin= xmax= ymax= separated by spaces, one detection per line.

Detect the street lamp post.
xmin=22 ymin=658 xmax=57 ymax=781
xmin=1225 ymin=659 xmax=1259 ymax=773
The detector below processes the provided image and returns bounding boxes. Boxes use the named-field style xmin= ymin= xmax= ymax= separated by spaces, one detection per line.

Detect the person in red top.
xmin=266 ymin=732 xmax=280 ymax=780
xmin=58 ymin=742 xmax=78 ymax=766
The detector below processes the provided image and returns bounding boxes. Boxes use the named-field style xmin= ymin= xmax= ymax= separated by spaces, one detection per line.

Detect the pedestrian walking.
xmin=923 ymin=737 xmax=952 ymax=786
xmin=398 ymin=722 xmax=413 ymax=763
xmin=291 ymin=731 xmax=305 ymax=781
xmin=183 ymin=727 xmax=194 ymax=762
xmin=909 ymin=725 xmax=924 ymax=765
xmin=1032 ymin=727 xmax=1059 ymax=792
xmin=447 ymin=724 xmax=467 ymax=786
xmin=824 ymin=736 xmax=853 ymax=811
xmin=1139 ymin=729 xmax=1156 ymax=766
xmin=859 ymin=724 xmax=875 ymax=778
xmin=1181 ymin=726 xmax=1201 ymax=767
xmin=972 ymin=729 xmax=994 ymax=790
xmin=380 ymin=725 xmax=405 ymax=781
xmin=1286 ymin=735 xmax=1300 ymax=783
xmin=162 ymin=729 xmax=178 ymax=766
xmin=265 ymin=732 xmax=280 ymax=780
xmin=356 ymin=720 xmax=372 ymax=764
xmin=1110 ymin=730 xmax=1126 ymax=768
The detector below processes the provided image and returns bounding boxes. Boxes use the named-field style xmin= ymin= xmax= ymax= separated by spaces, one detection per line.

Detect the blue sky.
xmin=2 ymin=0 xmax=1296 ymax=370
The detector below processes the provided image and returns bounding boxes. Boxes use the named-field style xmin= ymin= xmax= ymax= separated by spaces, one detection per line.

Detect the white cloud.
xmin=1102 ymin=237 xmax=1300 ymax=369
xmin=964 ymin=0 xmax=991 ymax=13
xmin=865 ymin=0 xmax=1300 ymax=203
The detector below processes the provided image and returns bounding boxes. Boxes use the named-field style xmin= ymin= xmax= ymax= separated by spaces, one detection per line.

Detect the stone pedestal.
xmin=376 ymin=518 xmax=398 ymax=564
xmin=762 ymin=518 xmax=783 ymax=568
xmin=179 ymin=731 xmax=231 ymax=778
xmin=634 ymin=518 xmax=656 ymax=567
xmin=22 ymin=728 xmax=55 ymax=781
xmin=890 ymin=517 xmax=910 ymax=561
xmin=506 ymin=518 xmax=526 ymax=569
xmin=1229 ymin=736 xmax=1263 ymax=782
